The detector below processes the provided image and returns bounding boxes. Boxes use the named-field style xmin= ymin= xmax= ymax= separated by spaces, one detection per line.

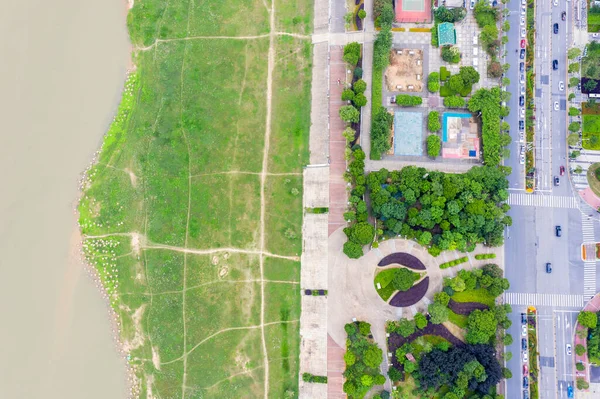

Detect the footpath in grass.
xmin=79 ymin=1 xmax=312 ymax=397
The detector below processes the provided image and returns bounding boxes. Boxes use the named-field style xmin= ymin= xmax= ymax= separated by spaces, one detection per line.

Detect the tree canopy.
xmin=392 ymin=268 xmax=421 ymax=291
xmin=343 ymin=42 xmax=361 ymax=65
xmin=578 ymin=311 xmax=598 ymax=329
xmin=466 ymin=309 xmax=498 ymax=344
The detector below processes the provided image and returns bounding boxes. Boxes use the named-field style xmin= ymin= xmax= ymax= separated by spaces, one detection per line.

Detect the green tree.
xmin=397 ymin=318 xmax=416 ymax=337
xmin=577 ymin=378 xmax=590 ymax=390
xmin=569 ymin=122 xmax=581 ymax=132
xmin=428 ymin=302 xmax=449 ymax=324
xmin=353 ymin=93 xmax=368 ymax=108
xmin=358 ymin=9 xmax=367 ymax=19
xmin=444 ymin=95 xmax=466 ymax=108
xmin=570 ymin=77 xmax=580 ymax=87
xmin=448 ymin=74 xmax=465 ymax=94
xmin=585 ymin=79 xmax=598 ymax=92
xmin=480 ymin=24 xmax=499 ymax=47
xmin=414 ymin=312 xmax=428 ymax=329
xmin=569 ymin=107 xmax=581 ymax=116
xmin=361 ymin=374 xmax=374 ymax=387
xmin=502 ymin=367 xmax=512 ymax=379
xmin=576 ymin=362 xmax=585 ymax=371
xmin=502 ymin=20 xmax=510 ymax=32
xmin=569 ymin=93 xmax=576 ymax=100
xmin=575 ymin=344 xmax=586 ymax=356
xmin=459 ymin=66 xmax=480 ymax=85
xmin=349 ymin=222 xmax=374 ymax=245
xmin=568 ymin=133 xmax=580 ymax=146
xmin=434 ymin=291 xmax=450 ymax=306
xmin=428 ymin=72 xmax=440 ymax=93
xmin=578 ymin=311 xmax=598 ymax=329
xmin=342 ymin=89 xmax=355 ymax=101
xmin=343 ymin=42 xmax=361 ymax=65
xmin=364 ymin=345 xmax=383 ymax=368
xmin=502 ymin=333 xmax=513 ymax=346
xmin=339 ymin=105 xmax=360 ymax=123
xmin=418 ymin=230 xmax=433 ymax=246
xmin=568 ymin=62 xmax=580 ymax=73
xmin=442 ymin=46 xmax=461 ymax=63
xmin=502 ymin=77 xmax=510 ymax=86
xmin=343 ymin=241 xmax=363 ymax=258
xmin=392 ymin=268 xmax=420 ymax=291
xmin=344 ymin=351 xmax=356 ymax=366
xmin=353 ymin=79 xmax=367 ymax=94
xmin=466 ymin=309 xmax=498 ymax=344
xmin=428 ymin=111 xmax=441 ymax=132
xmin=427 ymin=135 xmax=442 ymax=157
xmin=568 ymin=47 xmax=582 ymax=59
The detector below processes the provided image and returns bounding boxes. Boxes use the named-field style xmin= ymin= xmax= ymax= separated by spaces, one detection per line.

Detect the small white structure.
xmin=396 ymin=85 xmax=402 ymax=89
xmin=397 ymin=50 xmax=403 ymax=54
xmin=409 ymin=50 xmax=415 ymax=55
xmin=417 ymin=59 xmax=422 ymax=66
xmin=416 ymin=74 xmax=421 ymax=81
xmin=408 ymin=85 xmax=414 ymax=90
xmin=376 ymin=283 xmax=382 ymax=289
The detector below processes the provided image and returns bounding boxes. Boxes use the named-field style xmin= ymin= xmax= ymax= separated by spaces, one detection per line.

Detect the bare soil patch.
xmin=448 ymin=298 xmax=488 ymax=315
xmin=389 ymin=277 xmax=429 ymax=307
xmin=378 ymin=252 xmax=426 ymax=270
xmin=385 ymin=49 xmax=424 ymax=92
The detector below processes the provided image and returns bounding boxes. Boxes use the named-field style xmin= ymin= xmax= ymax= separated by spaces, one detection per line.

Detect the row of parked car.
xmin=517 ymin=4 xmax=527 ymax=165
xmin=520 ymin=313 xmax=530 ymax=398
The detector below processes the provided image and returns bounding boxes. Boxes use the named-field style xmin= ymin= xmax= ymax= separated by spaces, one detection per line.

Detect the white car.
xmin=520 ymin=108 xmax=525 ymax=118
xmin=523 ymin=352 xmax=528 ymax=363
xmin=522 ymin=325 xmax=528 ymax=336
xmin=520 ymin=155 xmax=526 ymax=165
xmin=521 ymin=16 xmax=526 ymax=26
xmin=521 ymin=27 xmax=526 ymax=38
xmin=554 ymin=101 xmax=559 ymax=111
xmin=470 ymin=0 xmax=475 ymax=9
xmin=554 ymin=0 xmax=558 ymax=5
xmin=567 ymin=344 xmax=572 ymax=355
xmin=521 ymin=0 xmax=526 ymax=4
xmin=521 ymin=5 xmax=526 ymax=15
xmin=520 ymin=85 xmax=525 ymax=95
xmin=559 ymin=81 xmax=564 ymax=91
xmin=520 ymin=74 xmax=525 ymax=84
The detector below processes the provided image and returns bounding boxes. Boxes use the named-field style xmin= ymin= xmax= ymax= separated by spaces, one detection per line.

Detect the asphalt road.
xmin=504 ymin=1 xmax=587 ymax=398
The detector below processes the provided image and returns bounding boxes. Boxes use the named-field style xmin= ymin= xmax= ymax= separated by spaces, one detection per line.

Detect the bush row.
xmin=302 ymin=373 xmax=327 ymax=384
xmin=439 ymin=256 xmax=469 ymax=269
xmin=474 ymin=253 xmax=496 ymax=260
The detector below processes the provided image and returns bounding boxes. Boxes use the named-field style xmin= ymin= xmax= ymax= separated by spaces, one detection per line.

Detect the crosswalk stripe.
xmin=504 ymin=292 xmax=585 ymax=308
xmin=507 ymin=194 xmax=577 ymax=209
xmin=582 ymin=216 xmax=597 ymax=299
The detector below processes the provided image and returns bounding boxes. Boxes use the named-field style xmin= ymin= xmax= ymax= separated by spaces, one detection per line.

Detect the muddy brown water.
xmin=0 ymin=0 xmax=129 ymax=397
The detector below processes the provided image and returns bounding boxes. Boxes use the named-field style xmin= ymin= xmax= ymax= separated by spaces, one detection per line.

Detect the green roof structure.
xmin=437 ymin=22 xmax=456 ymax=46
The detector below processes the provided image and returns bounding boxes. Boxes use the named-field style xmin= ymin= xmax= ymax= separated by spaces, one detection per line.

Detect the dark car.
xmin=556 ymin=225 xmax=562 ymax=237
xmin=522 ymin=313 xmax=527 ymax=324
xmin=554 ymin=176 xmax=560 ymax=186
xmin=546 ymin=263 xmax=552 ymax=273
xmin=554 ymin=23 xmax=559 ymax=34
xmin=519 ymin=96 xmax=525 ymax=106
xmin=520 ymin=62 xmax=524 ymax=73
xmin=562 ymin=11 xmax=567 ymax=21
xmin=520 ymin=49 xmax=526 ymax=59
xmin=519 ymin=120 xmax=525 ymax=130
xmin=522 ymin=338 xmax=527 ymax=350
xmin=523 ymin=376 xmax=529 ymax=388
xmin=553 ymin=59 xmax=558 ymax=70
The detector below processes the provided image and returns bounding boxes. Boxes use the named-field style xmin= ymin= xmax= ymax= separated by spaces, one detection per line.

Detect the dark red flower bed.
xmin=448 ymin=299 xmax=488 ymax=315
xmin=388 ymin=322 xmax=465 ymax=368
xmin=378 ymin=252 xmax=426 ymax=270
xmin=388 ymin=277 xmax=429 ymax=307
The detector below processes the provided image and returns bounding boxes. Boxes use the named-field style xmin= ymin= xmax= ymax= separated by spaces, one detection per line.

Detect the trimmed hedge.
xmin=444 ymin=95 xmax=466 ymax=108
xmin=475 ymin=253 xmax=496 ymax=260
xmin=440 ymin=66 xmax=451 ymax=81
xmin=395 ymin=94 xmax=423 ymax=107
xmin=306 ymin=207 xmax=329 ymax=214
xmin=439 ymin=85 xmax=452 ymax=97
xmin=439 ymin=256 xmax=469 ymax=269
xmin=302 ymin=373 xmax=328 ymax=383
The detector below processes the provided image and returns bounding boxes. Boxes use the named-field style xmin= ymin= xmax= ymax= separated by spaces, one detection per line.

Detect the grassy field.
xmin=79 ymin=1 xmax=312 ymax=397
xmin=583 ymin=114 xmax=600 ymax=150
xmin=451 ymin=288 xmax=497 ymax=307
xmin=374 ymin=268 xmax=397 ymax=301
xmin=587 ymin=163 xmax=600 ymax=198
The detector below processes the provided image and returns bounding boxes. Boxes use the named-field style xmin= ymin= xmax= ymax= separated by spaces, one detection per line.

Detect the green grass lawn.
xmin=587 ymin=163 xmax=600 ymax=198
xmin=79 ymin=1 xmax=312 ymax=397
xmin=451 ymin=288 xmax=497 ymax=307
xmin=583 ymin=114 xmax=600 ymax=150
xmin=448 ymin=309 xmax=468 ymax=328
xmin=374 ymin=268 xmax=397 ymax=301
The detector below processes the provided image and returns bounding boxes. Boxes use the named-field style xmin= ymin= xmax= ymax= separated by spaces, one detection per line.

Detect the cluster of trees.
xmin=395 ymin=95 xmax=423 ymax=107
xmin=342 ymin=147 xmax=374 ymax=259
xmin=343 ymin=42 xmax=361 ymax=65
xmin=391 ymin=338 xmax=451 ymax=383
xmin=445 ymin=66 xmax=480 ymax=97
xmin=473 ymin=1 xmax=502 ymax=71
xmin=427 ymin=135 xmax=442 ymax=158
xmin=342 ymin=77 xmax=368 ymax=108
xmin=428 ymin=111 xmax=441 ymax=132
xmin=444 ymin=95 xmax=466 ymax=108
xmin=435 ymin=6 xmax=467 ymax=23
xmin=367 ymin=166 xmax=510 ymax=256
xmin=391 ymin=268 xmax=421 ymax=291
xmin=371 ymin=108 xmax=394 ymax=160
xmin=386 ymin=314 xmax=428 ymax=338
xmin=302 ymin=373 xmax=327 ymax=383
xmin=343 ymin=322 xmax=386 ymax=398
xmin=417 ymin=345 xmax=504 ymax=396
xmin=444 ymin=264 xmax=510 ymax=299
xmin=373 ymin=0 xmax=393 ymax=28
xmin=428 ymin=72 xmax=440 ymax=93
xmin=441 ymin=46 xmax=461 ymax=64
xmin=468 ymin=87 xmax=510 ymax=166
xmin=466 ymin=304 xmax=512 ymax=345
xmin=581 ymin=311 xmax=600 ymax=364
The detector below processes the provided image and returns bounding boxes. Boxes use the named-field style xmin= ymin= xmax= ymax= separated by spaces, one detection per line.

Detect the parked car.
xmin=520 ymin=154 xmax=525 ymax=165
xmin=519 ymin=120 xmax=525 ymax=130
xmin=546 ymin=262 xmax=552 ymax=273
xmin=519 ymin=96 xmax=525 ymax=106
xmin=521 ymin=5 xmax=527 ymax=15
xmin=562 ymin=11 xmax=567 ymax=21
xmin=554 ymin=176 xmax=560 ymax=186
xmin=554 ymin=0 xmax=558 ymax=5
xmin=521 ymin=0 xmax=526 ymax=4
xmin=567 ymin=344 xmax=572 ymax=355
xmin=521 ymin=27 xmax=526 ymax=38
xmin=554 ymin=23 xmax=559 ymax=34
xmin=523 ymin=351 xmax=528 ymax=363
xmin=520 ymin=62 xmax=525 ymax=73
xmin=560 ymin=165 xmax=565 ymax=175
xmin=520 ymin=73 xmax=525 ymax=84
xmin=556 ymin=225 xmax=562 ymax=237
xmin=559 ymin=81 xmax=564 ymax=91
xmin=521 ymin=16 xmax=526 ymax=26
xmin=521 ymin=39 xmax=527 ymax=48
xmin=470 ymin=0 xmax=475 ymax=9
xmin=523 ymin=376 xmax=529 ymax=388
xmin=554 ymin=101 xmax=559 ymax=111
xmin=520 ymin=107 xmax=525 ymax=117
xmin=521 ymin=49 xmax=526 ymax=59
xmin=522 ymin=338 xmax=527 ymax=350
xmin=523 ymin=364 xmax=529 ymax=375
xmin=553 ymin=59 xmax=558 ymax=70
xmin=524 ymin=390 xmax=530 ymax=399
xmin=522 ymin=324 xmax=528 ymax=336
xmin=522 ymin=313 xmax=527 ymax=324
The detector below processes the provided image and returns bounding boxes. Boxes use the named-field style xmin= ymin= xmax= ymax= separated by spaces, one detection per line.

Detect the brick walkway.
xmin=329 ymin=45 xmax=349 ymax=236
xmin=327 ymin=334 xmax=346 ymax=399
xmin=575 ymin=293 xmax=600 ymax=393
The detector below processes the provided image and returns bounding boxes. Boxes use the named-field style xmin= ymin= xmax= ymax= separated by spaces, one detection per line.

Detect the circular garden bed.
xmin=587 ymin=162 xmax=600 ymax=198
xmin=374 ymin=265 xmax=428 ymax=307
xmin=378 ymin=252 xmax=426 ymax=270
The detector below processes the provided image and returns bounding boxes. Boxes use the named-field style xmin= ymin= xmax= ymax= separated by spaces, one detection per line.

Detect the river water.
xmin=0 ymin=0 xmax=129 ymax=397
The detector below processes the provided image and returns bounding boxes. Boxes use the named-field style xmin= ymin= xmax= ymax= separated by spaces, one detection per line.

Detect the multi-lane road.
xmin=504 ymin=1 xmax=600 ymax=398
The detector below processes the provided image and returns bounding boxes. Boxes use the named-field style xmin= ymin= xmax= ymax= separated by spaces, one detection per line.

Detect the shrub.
xmin=343 ymin=241 xmax=363 ymax=258
xmin=392 ymin=268 xmax=421 ymax=291
xmin=444 ymin=95 xmax=466 ymax=108
xmin=441 ymin=46 xmax=461 ymax=63
xmin=342 ymin=89 xmax=355 ymax=101
xmin=353 ymin=93 xmax=368 ymax=108
xmin=439 ymin=85 xmax=452 ymax=97
xmin=395 ymin=94 xmax=423 ymax=106
xmin=354 ymin=67 xmax=363 ymax=79
xmin=373 ymin=27 xmax=393 ymax=69
xmin=427 ymin=135 xmax=442 ymax=157
xmin=569 ymin=122 xmax=581 ymax=133
xmin=371 ymin=107 xmax=393 ymax=159
xmin=576 ymin=362 xmax=585 ymax=371
xmin=302 ymin=373 xmax=328 ymax=383
xmin=388 ymin=367 xmax=403 ymax=381
xmin=569 ymin=107 xmax=581 ymax=116
xmin=579 ymin=311 xmax=598 ymax=329
xmin=343 ymin=42 xmax=361 ymax=65
xmin=576 ymin=344 xmax=587 ymax=356
xmin=340 ymin=105 xmax=360 ymax=123
xmin=358 ymin=9 xmax=367 ymax=19
xmin=577 ymin=378 xmax=589 ymax=390
xmin=428 ymin=111 xmax=441 ymax=132
xmin=475 ymin=253 xmax=496 ymax=260
xmin=353 ymin=79 xmax=367 ymax=94
xmin=439 ymin=256 xmax=469 ymax=269
xmin=414 ymin=312 xmax=428 ymax=329
xmin=428 ymin=72 xmax=440 ymax=93
xmin=440 ymin=66 xmax=451 ymax=81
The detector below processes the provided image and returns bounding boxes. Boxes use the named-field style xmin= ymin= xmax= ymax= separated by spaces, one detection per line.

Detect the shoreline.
xmin=70 ymin=0 xmax=139 ymax=397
